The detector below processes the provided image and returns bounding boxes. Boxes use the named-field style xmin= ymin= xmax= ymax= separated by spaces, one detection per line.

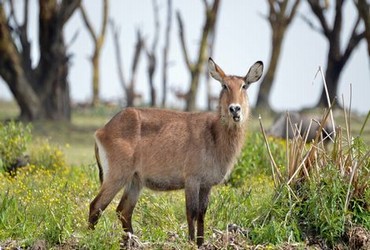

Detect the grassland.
xmin=0 ymin=101 xmax=369 ymax=249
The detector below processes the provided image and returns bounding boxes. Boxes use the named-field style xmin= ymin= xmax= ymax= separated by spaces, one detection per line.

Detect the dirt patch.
xmin=1 ymin=225 xmax=369 ymax=249
xmin=345 ymin=226 xmax=370 ymax=250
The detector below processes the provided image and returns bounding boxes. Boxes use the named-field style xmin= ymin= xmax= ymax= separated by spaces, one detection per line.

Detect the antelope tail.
xmin=94 ymin=143 xmax=104 ymax=184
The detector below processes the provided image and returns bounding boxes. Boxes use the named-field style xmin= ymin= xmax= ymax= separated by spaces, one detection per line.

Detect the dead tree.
xmin=161 ymin=0 xmax=173 ymax=107
xmin=110 ymin=20 xmax=144 ymax=107
xmin=256 ymin=0 xmax=300 ymax=111
xmin=79 ymin=0 xmax=109 ymax=107
xmin=0 ymin=0 xmax=81 ymax=121
xmin=205 ymin=4 xmax=218 ymax=111
xmin=145 ymin=0 xmax=160 ymax=107
xmin=306 ymin=0 xmax=365 ymax=107
xmin=355 ymin=0 xmax=370 ymax=58
xmin=177 ymin=0 xmax=221 ymax=111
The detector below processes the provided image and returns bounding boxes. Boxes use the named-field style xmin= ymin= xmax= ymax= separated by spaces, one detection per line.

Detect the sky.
xmin=0 ymin=0 xmax=369 ymax=115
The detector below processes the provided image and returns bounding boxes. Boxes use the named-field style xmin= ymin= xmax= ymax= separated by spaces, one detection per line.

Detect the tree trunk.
xmin=318 ymin=57 xmax=342 ymax=107
xmin=79 ymin=0 xmax=109 ymax=107
xmin=148 ymin=54 xmax=157 ymax=106
xmin=161 ymin=0 xmax=172 ymax=107
xmin=256 ymin=0 xmax=300 ymax=111
xmin=256 ymin=26 xmax=285 ymax=110
xmin=92 ymin=50 xmax=100 ymax=107
xmin=356 ymin=0 xmax=370 ymax=57
xmin=307 ymin=0 xmax=365 ymax=109
xmin=0 ymin=8 xmax=41 ymax=120
xmin=186 ymin=70 xmax=200 ymax=111
xmin=126 ymin=84 xmax=135 ymax=107
xmin=0 ymin=0 xmax=80 ymax=121
xmin=36 ymin=0 xmax=73 ymax=120
xmin=177 ymin=0 xmax=220 ymax=112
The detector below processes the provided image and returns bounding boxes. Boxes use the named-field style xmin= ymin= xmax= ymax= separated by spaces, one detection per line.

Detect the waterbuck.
xmin=89 ymin=58 xmax=263 ymax=246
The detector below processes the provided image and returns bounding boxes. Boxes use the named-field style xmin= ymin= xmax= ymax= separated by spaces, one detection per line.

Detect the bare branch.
xmin=268 ymin=0 xmax=276 ymax=23
xmin=186 ymin=0 xmax=220 ymax=111
xmin=79 ymin=3 xmax=97 ymax=43
xmin=151 ymin=0 xmax=160 ymax=52
xmin=23 ymin=0 xmax=28 ymax=30
xmin=66 ymin=29 xmax=80 ymax=48
xmin=307 ymin=0 xmax=331 ymax=38
xmin=355 ymin=0 xmax=370 ymax=56
xmin=206 ymin=5 xmax=217 ymax=111
xmin=268 ymin=0 xmax=276 ymax=15
xmin=162 ymin=0 xmax=172 ymax=107
xmin=299 ymin=13 xmax=324 ymax=34
xmin=332 ymin=0 xmax=344 ymax=46
xmin=194 ymin=0 xmax=220 ymax=70
xmin=176 ymin=11 xmax=193 ymax=71
xmin=287 ymin=0 xmax=300 ymax=24
xmin=60 ymin=0 xmax=81 ymax=25
xmin=109 ymin=19 xmax=127 ymax=93
xmin=202 ymin=0 xmax=209 ymax=9
xmin=100 ymin=0 xmax=109 ymax=41
xmin=342 ymin=15 xmax=365 ymax=65
xmin=145 ymin=0 xmax=160 ymax=106
xmin=8 ymin=0 xmax=20 ymax=28
xmin=130 ymin=29 xmax=144 ymax=84
xmin=6 ymin=0 xmax=32 ymax=72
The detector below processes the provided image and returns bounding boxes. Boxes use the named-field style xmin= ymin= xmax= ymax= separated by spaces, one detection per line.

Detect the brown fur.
xmin=88 ymin=58 xmax=263 ymax=246
xmin=94 ymin=143 xmax=103 ymax=184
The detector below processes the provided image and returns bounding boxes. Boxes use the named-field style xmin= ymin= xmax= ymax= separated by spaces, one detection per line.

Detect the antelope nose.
xmin=229 ymin=105 xmax=241 ymax=114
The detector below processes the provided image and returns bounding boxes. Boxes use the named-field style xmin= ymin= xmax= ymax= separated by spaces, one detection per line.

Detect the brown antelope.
xmin=89 ymin=58 xmax=263 ymax=246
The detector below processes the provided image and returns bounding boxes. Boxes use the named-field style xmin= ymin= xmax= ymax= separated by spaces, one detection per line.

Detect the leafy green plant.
xmin=254 ymin=109 xmax=370 ymax=247
xmin=29 ymin=139 xmax=66 ymax=170
xmin=228 ymin=132 xmax=285 ymax=187
xmin=0 ymin=121 xmax=32 ymax=173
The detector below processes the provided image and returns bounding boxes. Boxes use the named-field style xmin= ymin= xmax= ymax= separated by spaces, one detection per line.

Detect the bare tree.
xmin=145 ymin=0 xmax=160 ymax=107
xmin=306 ymin=0 xmax=365 ymax=107
xmin=79 ymin=0 xmax=109 ymax=107
xmin=205 ymin=5 xmax=218 ymax=111
xmin=161 ymin=0 xmax=173 ymax=107
xmin=110 ymin=20 xmax=144 ymax=107
xmin=355 ymin=0 xmax=370 ymax=58
xmin=177 ymin=0 xmax=221 ymax=111
xmin=0 ymin=0 xmax=81 ymax=121
xmin=256 ymin=0 xmax=300 ymax=111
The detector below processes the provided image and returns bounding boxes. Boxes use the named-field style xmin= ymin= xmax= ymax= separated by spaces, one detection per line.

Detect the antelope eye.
xmin=222 ymin=84 xmax=228 ymax=90
xmin=242 ymin=84 xmax=248 ymax=90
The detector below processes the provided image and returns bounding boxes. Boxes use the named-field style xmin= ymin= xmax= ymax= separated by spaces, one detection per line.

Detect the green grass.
xmin=0 ymin=101 xmax=369 ymax=249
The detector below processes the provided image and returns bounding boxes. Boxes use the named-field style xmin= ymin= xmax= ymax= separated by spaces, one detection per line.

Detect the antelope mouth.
xmin=232 ymin=115 xmax=241 ymax=122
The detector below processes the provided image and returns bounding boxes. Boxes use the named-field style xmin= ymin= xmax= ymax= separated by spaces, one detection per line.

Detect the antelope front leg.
xmin=185 ymin=180 xmax=200 ymax=243
xmin=196 ymin=186 xmax=211 ymax=246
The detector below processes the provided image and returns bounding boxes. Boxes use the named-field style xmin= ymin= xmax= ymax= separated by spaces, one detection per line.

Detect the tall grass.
xmin=256 ymin=108 xmax=370 ymax=247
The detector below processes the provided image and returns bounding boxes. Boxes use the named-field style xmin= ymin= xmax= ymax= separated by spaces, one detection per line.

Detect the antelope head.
xmin=208 ymin=58 xmax=263 ymax=126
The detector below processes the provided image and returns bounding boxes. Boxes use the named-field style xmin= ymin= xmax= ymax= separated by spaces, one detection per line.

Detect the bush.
xmin=0 ymin=121 xmax=32 ymax=173
xmin=228 ymin=132 xmax=286 ymax=187
xmin=251 ymin=110 xmax=370 ymax=247
xmin=29 ymin=139 xmax=66 ymax=171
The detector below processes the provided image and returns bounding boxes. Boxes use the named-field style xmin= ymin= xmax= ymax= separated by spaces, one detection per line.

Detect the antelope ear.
xmin=208 ymin=57 xmax=226 ymax=82
xmin=245 ymin=61 xmax=263 ymax=84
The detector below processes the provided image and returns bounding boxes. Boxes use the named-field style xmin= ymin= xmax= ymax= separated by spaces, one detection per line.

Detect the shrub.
xmin=228 ymin=132 xmax=286 ymax=187
xmin=0 ymin=121 xmax=32 ymax=173
xmin=253 ymin=110 xmax=370 ymax=247
xmin=29 ymin=139 xmax=66 ymax=171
